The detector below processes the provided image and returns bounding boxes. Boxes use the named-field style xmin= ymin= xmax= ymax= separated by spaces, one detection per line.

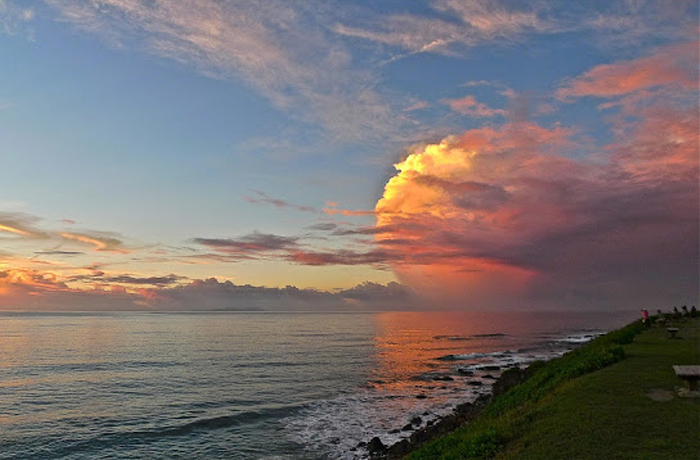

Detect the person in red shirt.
xmin=641 ymin=308 xmax=650 ymax=327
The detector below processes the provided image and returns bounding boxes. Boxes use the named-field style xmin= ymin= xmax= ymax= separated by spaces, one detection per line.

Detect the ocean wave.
xmin=37 ymin=406 xmax=301 ymax=459
xmin=433 ymin=335 xmax=473 ymax=341
xmin=19 ymin=360 xmax=181 ymax=375
xmin=556 ymin=332 xmax=604 ymax=344
xmin=433 ymin=333 xmax=507 ymax=341
xmin=455 ymin=349 xmax=567 ymax=374
xmin=436 ymin=350 xmax=513 ymax=361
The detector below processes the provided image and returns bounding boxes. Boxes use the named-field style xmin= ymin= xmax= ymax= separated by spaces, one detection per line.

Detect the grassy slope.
xmin=407 ymin=318 xmax=699 ymax=460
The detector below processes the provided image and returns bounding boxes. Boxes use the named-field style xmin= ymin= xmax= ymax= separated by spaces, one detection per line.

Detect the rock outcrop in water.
xmin=367 ymin=437 xmax=386 ymax=455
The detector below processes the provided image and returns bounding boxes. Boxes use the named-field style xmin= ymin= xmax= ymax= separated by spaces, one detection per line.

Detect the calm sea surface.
xmin=0 ymin=310 xmax=634 ymax=459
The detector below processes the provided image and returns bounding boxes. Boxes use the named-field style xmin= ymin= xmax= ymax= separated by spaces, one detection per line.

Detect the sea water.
xmin=0 ymin=310 xmax=634 ymax=459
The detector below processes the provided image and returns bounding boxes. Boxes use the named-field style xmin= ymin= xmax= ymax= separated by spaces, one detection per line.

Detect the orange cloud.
xmin=443 ymin=95 xmax=506 ymax=117
xmin=377 ymin=122 xmax=573 ymax=222
xmin=557 ymin=40 xmax=698 ymax=99
xmin=0 ymin=267 xmax=145 ymax=310
xmin=323 ymin=205 xmax=376 ymax=216
xmin=0 ymin=268 xmax=67 ymax=292
xmin=0 ymin=224 xmax=30 ymax=236
xmin=60 ymin=232 xmax=127 ymax=253
xmin=0 ymin=213 xmax=48 ymax=239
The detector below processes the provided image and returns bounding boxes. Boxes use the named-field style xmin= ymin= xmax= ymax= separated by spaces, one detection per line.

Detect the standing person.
xmin=691 ymin=306 xmax=697 ymax=318
xmin=641 ymin=308 xmax=650 ymax=327
xmin=672 ymin=307 xmax=680 ymax=320
xmin=656 ymin=309 xmax=665 ymax=326
xmin=682 ymin=306 xmax=689 ymax=318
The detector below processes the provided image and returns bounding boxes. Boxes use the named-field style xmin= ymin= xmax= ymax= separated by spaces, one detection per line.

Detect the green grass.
xmin=407 ymin=318 xmax=700 ymax=460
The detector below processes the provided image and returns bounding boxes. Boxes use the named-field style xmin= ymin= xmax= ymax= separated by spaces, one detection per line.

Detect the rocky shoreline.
xmin=362 ymin=366 xmax=532 ymax=459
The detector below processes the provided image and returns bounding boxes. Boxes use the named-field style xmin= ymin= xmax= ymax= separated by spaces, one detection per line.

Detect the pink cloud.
xmin=373 ymin=103 xmax=698 ymax=309
xmin=557 ymin=41 xmax=698 ymax=99
xmin=443 ymin=95 xmax=506 ymax=117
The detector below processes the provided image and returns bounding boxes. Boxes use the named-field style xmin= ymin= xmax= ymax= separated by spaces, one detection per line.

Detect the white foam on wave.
xmin=455 ymin=350 xmax=563 ymax=374
xmin=557 ymin=331 xmax=604 ymax=344
xmin=282 ymin=385 xmax=484 ymax=459
xmin=439 ymin=350 xmax=518 ymax=361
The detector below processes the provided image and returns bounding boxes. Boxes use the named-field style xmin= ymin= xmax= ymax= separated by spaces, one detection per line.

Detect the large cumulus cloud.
xmin=374 ymin=42 xmax=698 ymax=309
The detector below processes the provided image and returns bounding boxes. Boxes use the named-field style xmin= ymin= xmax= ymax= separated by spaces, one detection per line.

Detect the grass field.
xmin=407 ymin=317 xmax=700 ymax=460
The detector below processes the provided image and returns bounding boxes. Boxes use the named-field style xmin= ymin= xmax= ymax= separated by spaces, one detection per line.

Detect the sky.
xmin=0 ymin=0 xmax=698 ymax=311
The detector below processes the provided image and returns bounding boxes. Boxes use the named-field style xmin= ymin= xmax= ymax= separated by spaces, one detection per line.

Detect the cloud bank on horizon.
xmin=0 ymin=0 xmax=698 ymax=310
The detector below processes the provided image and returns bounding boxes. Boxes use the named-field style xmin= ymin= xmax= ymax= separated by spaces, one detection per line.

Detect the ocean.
xmin=0 ymin=310 xmax=634 ymax=459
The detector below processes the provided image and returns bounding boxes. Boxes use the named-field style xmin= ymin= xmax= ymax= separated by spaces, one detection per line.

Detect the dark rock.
xmin=492 ymin=367 xmax=528 ymax=397
xmin=401 ymin=423 xmax=413 ymax=431
xmin=436 ymin=354 xmax=458 ymax=361
xmin=410 ymin=416 xmax=422 ymax=425
xmin=482 ymin=374 xmax=497 ymax=380
xmin=454 ymin=401 xmax=473 ymax=415
xmin=367 ymin=436 xmax=386 ymax=454
xmin=416 ymin=393 xmax=427 ymax=399
xmin=456 ymin=368 xmax=474 ymax=375
xmin=468 ymin=380 xmax=483 ymax=386
xmin=357 ymin=441 xmax=367 ymax=448
xmin=390 ymin=439 xmax=410 ymax=455
xmin=388 ymin=428 xmax=400 ymax=434
xmin=483 ymin=365 xmax=501 ymax=371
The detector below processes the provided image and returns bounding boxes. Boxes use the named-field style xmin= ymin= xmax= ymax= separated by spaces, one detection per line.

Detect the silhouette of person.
xmin=656 ymin=309 xmax=665 ymax=325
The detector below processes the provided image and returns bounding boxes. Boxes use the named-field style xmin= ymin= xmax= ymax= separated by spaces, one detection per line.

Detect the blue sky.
xmin=1 ymin=0 xmax=698 ymax=310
